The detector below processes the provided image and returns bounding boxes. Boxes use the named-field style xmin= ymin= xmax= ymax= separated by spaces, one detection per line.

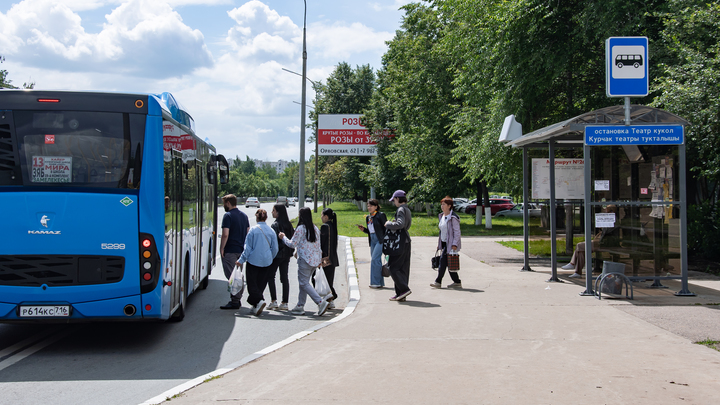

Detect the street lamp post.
xmin=299 ymin=0 xmax=308 ymax=209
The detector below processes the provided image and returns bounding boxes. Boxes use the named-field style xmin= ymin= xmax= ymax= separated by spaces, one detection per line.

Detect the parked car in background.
xmin=288 ymin=197 xmax=296 ymax=206
xmin=245 ymin=197 xmax=260 ymax=208
xmin=452 ymin=198 xmax=467 ymax=210
xmin=305 ymin=197 xmax=312 ymax=203
xmin=456 ymin=198 xmax=475 ymax=213
xmin=494 ymin=203 xmax=541 ymax=218
xmin=276 ymin=196 xmax=289 ymax=206
xmin=465 ymin=198 xmax=514 ymax=215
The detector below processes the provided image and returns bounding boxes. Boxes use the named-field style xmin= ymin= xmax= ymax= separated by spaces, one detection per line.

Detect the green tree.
xmin=651 ymin=0 xmax=720 ymax=260
xmin=366 ymin=2 xmax=468 ymax=202
xmin=652 ymin=0 xmax=720 ymax=202
xmin=437 ymin=0 xmax=669 ymax=196
xmin=311 ymin=62 xmax=376 ymax=200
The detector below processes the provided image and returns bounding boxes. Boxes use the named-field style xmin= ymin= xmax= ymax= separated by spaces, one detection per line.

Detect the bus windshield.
xmin=13 ymin=111 xmax=145 ymax=189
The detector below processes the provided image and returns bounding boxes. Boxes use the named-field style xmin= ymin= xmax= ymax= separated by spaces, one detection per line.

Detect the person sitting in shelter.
xmin=561 ymin=205 xmax=620 ymax=277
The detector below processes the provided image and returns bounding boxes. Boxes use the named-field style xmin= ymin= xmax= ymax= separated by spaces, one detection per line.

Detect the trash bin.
xmin=600 ymin=261 xmax=626 ymax=295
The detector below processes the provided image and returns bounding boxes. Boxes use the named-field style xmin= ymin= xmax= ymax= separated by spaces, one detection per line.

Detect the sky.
xmin=0 ymin=0 xmax=411 ymax=163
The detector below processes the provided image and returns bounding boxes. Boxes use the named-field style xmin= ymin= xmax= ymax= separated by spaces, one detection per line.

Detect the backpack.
xmin=382 ymin=206 xmax=410 ymax=256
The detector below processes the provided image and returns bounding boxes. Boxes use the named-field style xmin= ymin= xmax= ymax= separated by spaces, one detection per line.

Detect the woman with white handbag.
xmin=430 ymin=196 xmax=462 ymax=289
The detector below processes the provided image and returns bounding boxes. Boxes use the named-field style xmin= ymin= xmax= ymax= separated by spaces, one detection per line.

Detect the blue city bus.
xmin=0 ymin=90 xmax=229 ymax=322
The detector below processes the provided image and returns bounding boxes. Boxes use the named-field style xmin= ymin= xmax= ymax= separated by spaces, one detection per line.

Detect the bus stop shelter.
xmin=501 ymin=104 xmax=693 ymax=297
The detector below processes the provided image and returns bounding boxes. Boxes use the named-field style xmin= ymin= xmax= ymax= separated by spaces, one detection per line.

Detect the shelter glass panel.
xmin=589 ymin=145 xmax=679 ymax=203
xmin=590 ymin=203 xmax=680 ymax=279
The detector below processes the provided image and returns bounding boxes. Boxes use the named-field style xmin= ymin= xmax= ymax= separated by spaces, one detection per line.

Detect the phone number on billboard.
xmin=319 ymin=146 xmax=377 ymax=156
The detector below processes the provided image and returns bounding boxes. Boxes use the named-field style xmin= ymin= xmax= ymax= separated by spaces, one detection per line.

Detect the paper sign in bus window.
xmin=32 ymin=156 xmax=72 ymax=183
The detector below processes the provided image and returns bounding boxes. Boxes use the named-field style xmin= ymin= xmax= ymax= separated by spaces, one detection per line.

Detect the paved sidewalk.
xmin=165 ymin=236 xmax=720 ymax=405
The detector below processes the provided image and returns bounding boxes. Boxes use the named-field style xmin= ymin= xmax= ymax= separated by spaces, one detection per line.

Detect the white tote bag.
xmin=313 ymin=268 xmax=331 ymax=297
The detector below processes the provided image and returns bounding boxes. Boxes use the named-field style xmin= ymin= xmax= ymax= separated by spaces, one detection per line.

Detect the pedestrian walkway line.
xmin=139 ymin=236 xmax=361 ymax=405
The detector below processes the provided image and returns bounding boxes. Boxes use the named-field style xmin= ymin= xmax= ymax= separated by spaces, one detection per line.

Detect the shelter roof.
xmin=508 ymin=105 xmax=689 ymax=148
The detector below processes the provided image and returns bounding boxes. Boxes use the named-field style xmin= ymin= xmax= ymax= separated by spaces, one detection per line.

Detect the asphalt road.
xmin=0 ymin=201 xmax=338 ymax=405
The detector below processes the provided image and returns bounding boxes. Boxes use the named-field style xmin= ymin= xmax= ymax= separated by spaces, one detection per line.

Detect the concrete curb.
xmin=139 ymin=236 xmax=359 ymax=405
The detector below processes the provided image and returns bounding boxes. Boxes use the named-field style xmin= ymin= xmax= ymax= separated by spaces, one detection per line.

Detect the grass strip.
xmin=292 ymin=201 xmax=549 ymax=238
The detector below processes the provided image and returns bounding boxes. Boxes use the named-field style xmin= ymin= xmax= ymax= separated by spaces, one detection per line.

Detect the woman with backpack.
xmin=266 ymin=204 xmax=294 ymax=311
xmin=279 ymin=207 xmax=330 ymax=316
xmin=385 ymin=190 xmax=413 ymax=301
xmin=430 ymin=196 xmax=462 ymax=289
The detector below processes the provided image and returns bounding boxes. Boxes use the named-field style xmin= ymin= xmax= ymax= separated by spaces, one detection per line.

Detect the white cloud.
xmin=369 ymin=0 xmax=412 ymax=12
xmin=225 ymin=0 xmax=300 ymax=63
xmin=55 ymin=0 xmax=233 ymax=12
xmin=0 ymin=0 xmax=401 ymax=162
xmin=308 ymin=21 xmax=394 ymax=61
xmin=0 ymin=0 xmax=213 ymax=77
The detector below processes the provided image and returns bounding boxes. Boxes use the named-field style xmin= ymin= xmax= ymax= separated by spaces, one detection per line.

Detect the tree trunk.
xmin=482 ymin=180 xmax=491 ymax=229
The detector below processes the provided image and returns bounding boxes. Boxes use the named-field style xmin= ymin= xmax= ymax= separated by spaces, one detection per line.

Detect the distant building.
xmin=253 ymin=159 xmax=289 ymax=174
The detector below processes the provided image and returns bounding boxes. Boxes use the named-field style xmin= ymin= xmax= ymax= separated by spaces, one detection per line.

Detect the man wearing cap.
xmin=385 ymin=190 xmax=412 ymax=301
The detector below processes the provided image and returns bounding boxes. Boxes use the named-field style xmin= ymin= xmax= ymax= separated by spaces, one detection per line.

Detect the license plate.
xmin=19 ymin=305 xmax=71 ymax=317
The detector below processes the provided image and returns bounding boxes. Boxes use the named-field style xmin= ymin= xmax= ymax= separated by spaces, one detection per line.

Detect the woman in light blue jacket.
xmin=431 ymin=196 xmax=462 ymax=289
xmin=236 ymin=209 xmax=278 ymax=316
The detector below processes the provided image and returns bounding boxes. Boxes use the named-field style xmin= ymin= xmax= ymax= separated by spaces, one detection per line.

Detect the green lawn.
xmin=292 ymin=201 xmax=547 ymax=238
xmin=289 ymin=201 xmax=583 ymax=258
xmin=498 ymin=237 xmax=585 ymax=257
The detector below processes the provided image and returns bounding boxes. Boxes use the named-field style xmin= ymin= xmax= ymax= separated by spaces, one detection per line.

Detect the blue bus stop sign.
xmin=606 ymin=37 xmax=649 ymax=97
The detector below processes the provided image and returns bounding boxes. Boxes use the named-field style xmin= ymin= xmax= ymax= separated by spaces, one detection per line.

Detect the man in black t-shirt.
xmin=219 ymin=194 xmax=250 ymax=309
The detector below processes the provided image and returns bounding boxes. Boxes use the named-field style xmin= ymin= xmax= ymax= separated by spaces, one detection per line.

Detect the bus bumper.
xmin=0 ymin=295 xmax=165 ymax=322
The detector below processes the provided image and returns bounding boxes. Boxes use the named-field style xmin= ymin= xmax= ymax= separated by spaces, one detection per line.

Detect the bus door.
xmin=194 ymin=158 xmax=203 ymax=290
xmin=183 ymin=158 xmax=199 ymax=294
xmin=164 ymin=150 xmax=183 ymax=315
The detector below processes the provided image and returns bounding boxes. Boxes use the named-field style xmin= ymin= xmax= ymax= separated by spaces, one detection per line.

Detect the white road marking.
xmin=0 ymin=328 xmax=75 ymax=372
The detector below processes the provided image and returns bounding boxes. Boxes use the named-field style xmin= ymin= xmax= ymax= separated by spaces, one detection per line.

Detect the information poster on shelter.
xmin=532 ymin=159 xmax=584 ymax=200
xmin=595 ymin=213 xmax=616 ymax=228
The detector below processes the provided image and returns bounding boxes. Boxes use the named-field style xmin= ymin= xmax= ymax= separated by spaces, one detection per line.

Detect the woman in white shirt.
xmin=431 ymin=196 xmax=462 ymax=289
xmin=279 ymin=207 xmax=329 ymax=316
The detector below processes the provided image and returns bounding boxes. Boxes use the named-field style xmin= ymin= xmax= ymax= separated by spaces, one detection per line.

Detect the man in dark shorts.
xmin=219 ymin=194 xmax=250 ymax=309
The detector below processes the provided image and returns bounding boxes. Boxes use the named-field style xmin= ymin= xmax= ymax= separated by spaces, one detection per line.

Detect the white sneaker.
xmin=266 ymin=301 xmax=278 ymax=310
xmin=291 ymin=305 xmax=305 ymax=315
xmin=561 ymin=263 xmax=575 ymax=270
xmin=251 ymin=300 xmax=266 ymax=316
xmin=568 ymin=273 xmax=582 ymax=278
xmin=324 ymin=293 xmax=335 ymax=302
xmin=317 ymin=299 xmax=329 ymax=316
xmin=328 ymin=302 xmax=336 ymax=309
xmin=278 ymin=302 xmax=289 ymax=311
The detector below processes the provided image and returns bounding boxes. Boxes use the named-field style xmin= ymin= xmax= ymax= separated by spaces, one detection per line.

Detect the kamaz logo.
xmin=28 ymin=230 xmax=61 ymax=235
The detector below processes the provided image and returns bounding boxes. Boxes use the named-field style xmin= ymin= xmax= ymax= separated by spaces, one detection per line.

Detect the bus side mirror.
xmin=217 ymin=154 xmax=229 ymax=185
